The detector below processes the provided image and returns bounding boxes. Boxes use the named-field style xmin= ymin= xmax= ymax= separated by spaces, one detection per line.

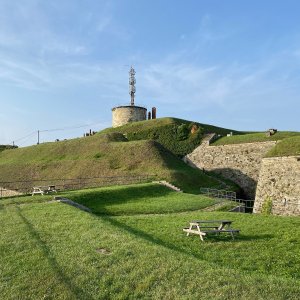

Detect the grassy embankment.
xmin=100 ymin=117 xmax=242 ymax=157
xmin=0 ymin=118 xmax=241 ymax=193
xmin=61 ymin=183 xmax=234 ymax=215
xmin=1 ymin=183 xmax=299 ymax=299
xmin=212 ymin=131 xmax=300 ymax=146
xmin=265 ymin=136 xmax=300 ymax=157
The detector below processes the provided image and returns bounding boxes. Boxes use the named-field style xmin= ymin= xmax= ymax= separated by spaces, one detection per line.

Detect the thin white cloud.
xmin=96 ymin=17 xmax=111 ymax=32
xmin=0 ymin=1 xmax=132 ymax=92
xmin=138 ymin=50 xmax=300 ymax=114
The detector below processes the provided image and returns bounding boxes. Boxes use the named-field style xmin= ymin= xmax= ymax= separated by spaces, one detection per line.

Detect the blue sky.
xmin=1 ymin=0 xmax=300 ymax=146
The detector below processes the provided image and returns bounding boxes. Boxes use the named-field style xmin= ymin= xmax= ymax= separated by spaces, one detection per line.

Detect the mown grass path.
xmin=1 ymin=184 xmax=299 ymax=299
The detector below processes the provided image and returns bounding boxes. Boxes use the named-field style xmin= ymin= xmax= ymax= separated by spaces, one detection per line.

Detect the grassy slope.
xmin=61 ymin=183 xmax=232 ymax=215
xmin=1 ymin=186 xmax=299 ymax=299
xmin=0 ymin=184 xmax=233 ymax=215
xmin=265 ymin=136 xmax=300 ymax=157
xmin=212 ymin=131 xmax=300 ymax=146
xmin=100 ymin=117 xmax=242 ymax=157
xmin=0 ymin=133 xmax=230 ymax=194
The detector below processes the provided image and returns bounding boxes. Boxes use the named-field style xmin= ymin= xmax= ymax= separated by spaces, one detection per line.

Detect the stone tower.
xmin=112 ymin=66 xmax=147 ymax=127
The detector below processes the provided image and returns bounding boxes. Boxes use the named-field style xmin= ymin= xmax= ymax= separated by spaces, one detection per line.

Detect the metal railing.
xmin=200 ymin=187 xmax=254 ymax=213
xmin=0 ymin=175 xmax=155 ymax=198
xmin=200 ymin=187 xmax=237 ymax=200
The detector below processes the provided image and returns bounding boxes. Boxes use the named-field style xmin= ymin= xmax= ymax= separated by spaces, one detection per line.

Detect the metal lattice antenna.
xmin=129 ymin=66 xmax=136 ymax=106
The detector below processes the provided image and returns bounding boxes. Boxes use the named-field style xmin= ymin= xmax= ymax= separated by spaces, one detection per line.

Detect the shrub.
xmin=99 ymin=118 xmax=237 ymax=157
xmin=261 ymin=196 xmax=273 ymax=215
xmin=176 ymin=124 xmax=189 ymax=141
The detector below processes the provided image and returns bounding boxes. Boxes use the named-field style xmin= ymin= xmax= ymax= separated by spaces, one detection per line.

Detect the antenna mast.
xmin=129 ymin=66 xmax=136 ymax=106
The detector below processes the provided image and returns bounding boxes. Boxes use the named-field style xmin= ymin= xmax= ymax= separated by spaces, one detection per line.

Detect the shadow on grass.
xmin=63 ymin=184 xmax=174 ymax=209
xmin=236 ymin=234 xmax=274 ymax=241
xmin=100 ymin=215 xmax=275 ymax=263
xmin=16 ymin=206 xmax=90 ymax=299
xmin=101 ymin=215 xmax=206 ymax=257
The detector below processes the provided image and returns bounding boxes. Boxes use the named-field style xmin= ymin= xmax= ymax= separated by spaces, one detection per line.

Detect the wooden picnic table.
xmin=183 ymin=220 xmax=240 ymax=241
xmin=32 ymin=185 xmax=57 ymax=196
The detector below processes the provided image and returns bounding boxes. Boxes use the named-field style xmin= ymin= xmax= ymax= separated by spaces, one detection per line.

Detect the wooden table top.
xmin=191 ymin=220 xmax=232 ymax=224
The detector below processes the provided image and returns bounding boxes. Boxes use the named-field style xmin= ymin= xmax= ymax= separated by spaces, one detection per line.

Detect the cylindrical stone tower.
xmin=111 ymin=66 xmax=149 ymax=127
xmin=112 ymin=105 xmax=147 ymax=127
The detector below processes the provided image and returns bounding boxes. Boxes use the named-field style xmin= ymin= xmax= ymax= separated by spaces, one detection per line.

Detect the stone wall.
xmin=112 ymin=106 xmax=147 ymax=127
xmin=254 ymin=156 xmax=300 ymax=216
xmin=0 ymin=187 xmax=22 ymax=197
xmin=185 ymin=141 xmax=276 ymax=199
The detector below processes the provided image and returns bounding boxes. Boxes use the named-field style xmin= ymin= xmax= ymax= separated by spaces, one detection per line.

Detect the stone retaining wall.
xmin=185 ymin=141 xmax=276 ymax=199
xmin=254 ymin=156 xmax=300 ymax=216
xmin=0 ymin=187 xmax=22 ymax=197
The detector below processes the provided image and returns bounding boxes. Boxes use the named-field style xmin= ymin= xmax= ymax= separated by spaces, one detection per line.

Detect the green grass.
xmin=212 ymin=131 xmax=300 ymax=146
xmin=211 ymin=132 xmax=300 ymax=158
xmin=265 ymin=136 xmax=300 ymax=157
xmin=0 ymin=132 xmax=237 ymax=194
xmin=60 ymin=183 xmax=225 ymax=215
xmin=1 ymin=184 xmax=299 ymax=299
xmin=100 ymin=117 xmax=242 ymax=157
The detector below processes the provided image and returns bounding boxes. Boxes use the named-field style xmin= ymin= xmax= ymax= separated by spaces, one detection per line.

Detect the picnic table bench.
xmin=183 ymin=220 xmax=240 ymax=242
xmin=32 ymin=185 xmax=57 ymax=196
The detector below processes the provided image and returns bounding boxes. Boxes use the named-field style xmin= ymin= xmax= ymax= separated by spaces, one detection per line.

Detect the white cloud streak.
xmin=0 ymin=2 xmax=299 ymax=144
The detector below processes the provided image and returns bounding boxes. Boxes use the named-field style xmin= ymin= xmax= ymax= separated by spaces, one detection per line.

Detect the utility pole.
xmin=129 ymin=66 xmax=136 ymax=106
xmin=37 ymin=130 xmax=40 ymax=145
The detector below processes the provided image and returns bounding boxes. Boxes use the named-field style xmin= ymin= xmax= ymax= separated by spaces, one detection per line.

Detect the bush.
xmin=261 ymin=196 xmax=273 ymax=215
xmin=176 ymin=124 xmax=189 ymax=141
xmin=99 ymin=118 xmax=237 ymax=157
xmin=0 ymin=145 xmax=18 ymax=152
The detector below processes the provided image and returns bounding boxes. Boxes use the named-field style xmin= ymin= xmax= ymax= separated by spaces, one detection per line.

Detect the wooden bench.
xmin=183 ymin=220 xmax=240 ymax=241
xmin=32 ymin=185 xmax=57 ymax=196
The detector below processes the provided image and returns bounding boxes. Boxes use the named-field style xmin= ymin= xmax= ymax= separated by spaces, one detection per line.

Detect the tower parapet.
xmin=112 ymin=105 xmax=147 ymax=127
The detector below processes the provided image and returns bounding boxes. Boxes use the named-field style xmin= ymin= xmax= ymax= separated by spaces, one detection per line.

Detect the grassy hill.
xmin=212 ymin=131 xmax=300 ymax=146
xmin=265 ymin=136 xmax=300 ymax=157
xmin=1 ymin=184 xmax=300 ymax=299
xmin=0 ymin=132 xmax=237 ymax=194
xmin=100 ymin=117 xmax=242 ymax=157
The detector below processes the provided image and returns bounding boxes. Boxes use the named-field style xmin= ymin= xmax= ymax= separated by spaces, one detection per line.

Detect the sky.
xmin=0 ymin=0 xmax=300 ymax=146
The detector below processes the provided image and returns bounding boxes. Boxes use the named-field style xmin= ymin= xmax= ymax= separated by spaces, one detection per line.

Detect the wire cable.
xmin=9 ymin=121 xmax=104 ymax=146
xmin=9 ymin=131 xmax=37 ymax=145
xmin=39 ymin=122 xmax=103 ymax=132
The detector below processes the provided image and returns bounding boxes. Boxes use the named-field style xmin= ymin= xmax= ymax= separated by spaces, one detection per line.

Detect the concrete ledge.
xmin=54 ymin=196 xmax=92 ymax=213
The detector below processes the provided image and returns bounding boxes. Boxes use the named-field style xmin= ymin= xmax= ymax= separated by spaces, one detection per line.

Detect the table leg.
xmin=186 ymin=224 xmax=192 ymax=236
xmin=197 ymin=224 xmax=205 ymax=241
xmin=218 ymin=223 xmax=224 ymax=230
xmin=218 ymin=223 xmax=232 ymax=230
xmin=231 ymin=231 xmax=235 ymax=240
